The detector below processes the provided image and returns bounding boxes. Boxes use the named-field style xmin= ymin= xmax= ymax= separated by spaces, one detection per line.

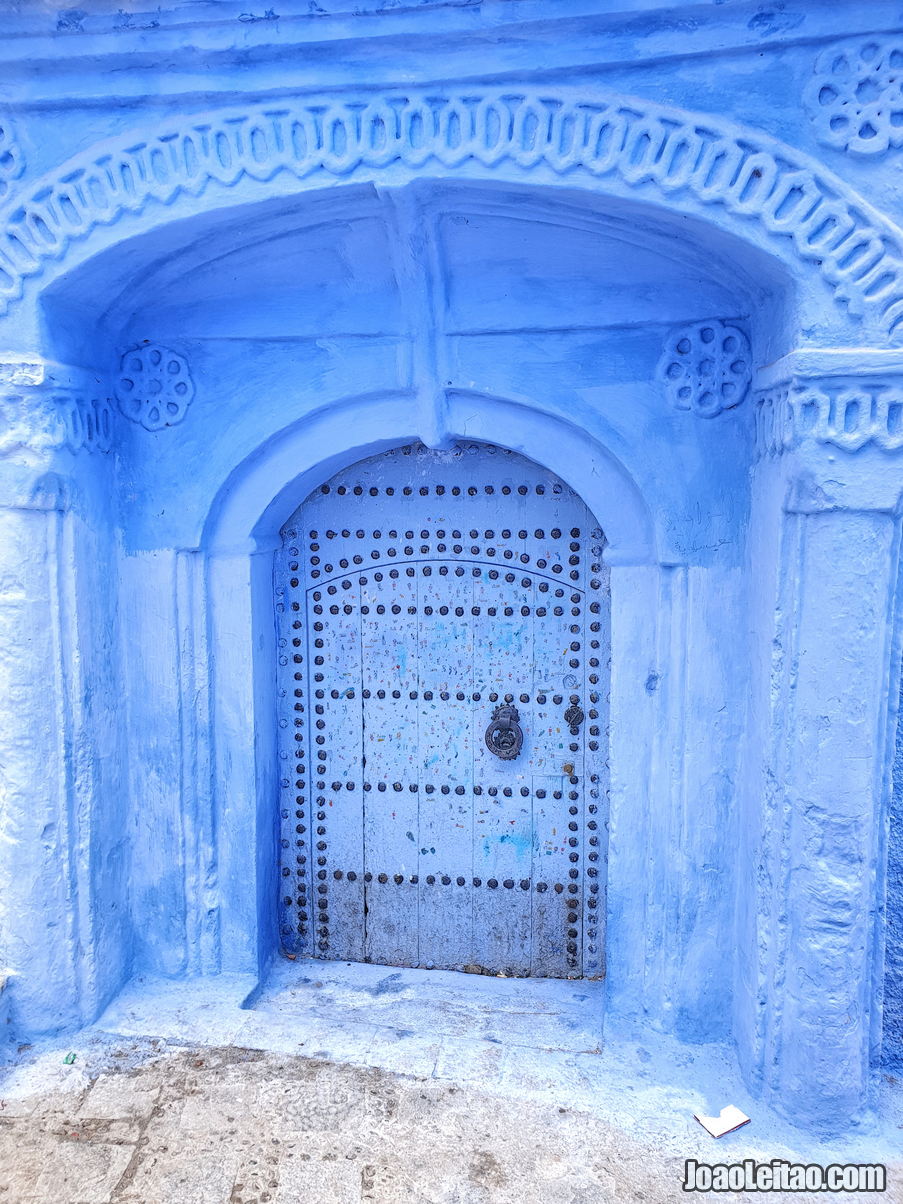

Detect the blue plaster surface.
xmin=0 ymin=0 xmax=901 ymax=1145
xmin=55 ymin=185 xmax=766 ymax=561
xmin=884 ymin=582 xmax=903 ymax=1067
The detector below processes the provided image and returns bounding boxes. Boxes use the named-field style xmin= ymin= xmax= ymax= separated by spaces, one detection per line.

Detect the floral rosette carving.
xmin=805 ymin=40 xmax=903 ymax=155
xmin=658 ymin=321 xmax=751 ymax=418
xmin=115 ymin=344 xmax=195 ymax=431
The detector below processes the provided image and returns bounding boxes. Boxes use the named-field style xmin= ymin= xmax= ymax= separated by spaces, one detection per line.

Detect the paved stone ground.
xmin=3 ymin=963 xmax=903 ymax=1202
xmin=1 ymin=1037 xmax=902 ymax=1204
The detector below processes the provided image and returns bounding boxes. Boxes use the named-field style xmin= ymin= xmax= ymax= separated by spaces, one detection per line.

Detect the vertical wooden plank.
xmin=275 ymin=528 xmax=309 ymax=956
xmin=471 ymin=563 xmax=533 ymax=975
xmin=528 ymin=546 xmax=586 ymax=975
xmin=471 ymin=783 xmax=534 ymax=974
xmin=309 ymin=574 xmax=365 ymax=962
xmin=561 ymin=577 xmax=586 ymax=979
xmin=471 ymin=564 xmax=531 ymax=697
xmin=417 ymin=560 xmax=474 ymax=967
xmin=530 ymin=780 xmax=572 ymax=977
xmin=534 ymin=516 xmax=588 ymax=977
xmin=583 ymin=514 xmax=610 ymax=979
xmin=531 ymin=578 xmax=573 ymax=776
xmin=361 ymin=566 xmax=419 ymax=965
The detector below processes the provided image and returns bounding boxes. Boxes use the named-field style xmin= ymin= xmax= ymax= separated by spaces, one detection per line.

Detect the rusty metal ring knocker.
xmin=485 ymin=704 xmax=523 ymax=760
xmin=564 ymin=700 xmax=584 ymax=736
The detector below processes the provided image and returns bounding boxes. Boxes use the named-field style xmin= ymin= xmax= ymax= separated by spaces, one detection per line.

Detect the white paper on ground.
xmin=693 ymin=1104 xmax=751 ymax=1138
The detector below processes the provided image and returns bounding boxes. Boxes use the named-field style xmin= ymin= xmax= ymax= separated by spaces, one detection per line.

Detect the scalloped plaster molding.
xmin=2 ymin=89 xmax=903 ymax=340
xmin=755 ymin=348 xmax=903 ymax=454
xmin=755 ymin=377 xmax=903 ymax=455
xmin=0 ymin=358 xmax=114 ymax=456
xmin=0 ymin=388 xmax=113 ymax=457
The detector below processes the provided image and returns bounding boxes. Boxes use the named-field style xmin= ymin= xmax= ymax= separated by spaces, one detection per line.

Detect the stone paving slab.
xmin=77 ymin=1075 xmax=161 ymax=1121
xmin=4 ymin=959 xmax=903 ymax=1201
xmin=91 ymin=961 xmax=903 ymax=1154
xmin=1 ymin=1040 xmax=903 ymax=1203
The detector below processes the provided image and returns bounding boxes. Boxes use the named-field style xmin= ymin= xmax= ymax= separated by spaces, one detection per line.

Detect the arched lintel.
xmin=11 ymin=85 xmax=903 ymax=347
xmin=444 ymin=389 xmax=654 ymax=566
xmin=202 ymin=389 xmax=655 ymax=566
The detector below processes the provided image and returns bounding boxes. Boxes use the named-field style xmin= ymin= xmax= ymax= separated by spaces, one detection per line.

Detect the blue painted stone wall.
xmin=884 ymin=571 xmax=903 ymax=1068
xmin=0 ymin=0 xmax=901 ymax=1135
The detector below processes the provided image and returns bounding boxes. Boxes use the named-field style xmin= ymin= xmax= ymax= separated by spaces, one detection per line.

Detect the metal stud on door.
xmin=274 ymin=442 xmax=609 ymax=978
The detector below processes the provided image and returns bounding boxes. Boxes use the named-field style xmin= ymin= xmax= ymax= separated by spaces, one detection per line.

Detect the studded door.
xmin=275 ymin=442 xmax=609 ymax=978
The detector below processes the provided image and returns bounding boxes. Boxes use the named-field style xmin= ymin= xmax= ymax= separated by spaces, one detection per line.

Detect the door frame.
xmin=199 ymin=390 xmax=661 ymax=1014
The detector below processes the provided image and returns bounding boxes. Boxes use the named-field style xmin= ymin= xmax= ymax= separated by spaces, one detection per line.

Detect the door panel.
xmin=275 ymin=441 xmax=608 ymax=978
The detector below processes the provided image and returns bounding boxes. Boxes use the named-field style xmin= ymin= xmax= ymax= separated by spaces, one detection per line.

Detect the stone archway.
xmin=199 ymin=394 xmax=654 ymax=995
xmin=3 ymin=85 xmax=902 ymax=349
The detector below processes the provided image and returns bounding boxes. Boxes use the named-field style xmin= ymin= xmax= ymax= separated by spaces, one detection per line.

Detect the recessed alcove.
xmin=31 ymin=180 xmax=794 ymax=990
xmin=40 ymin=179 xmax=792 ymax=566
xmin=15 ymin=173 xmax=797 ymax=1072
xmin=43 ymin=179 xmax=791 ymax=359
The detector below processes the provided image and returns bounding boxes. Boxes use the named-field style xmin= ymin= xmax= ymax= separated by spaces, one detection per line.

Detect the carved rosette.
xmin=658 ymin=320 xmax=751 ymax=418
xmin=115 ymin=344 xmax=195 ymax=431
xmin=805 ymin=40 xmax=903 ymax=156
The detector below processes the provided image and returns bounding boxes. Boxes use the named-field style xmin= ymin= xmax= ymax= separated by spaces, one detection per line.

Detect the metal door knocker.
xmin=485 ymin=704 xmax=524 ymax=760
xmin=564 ymin=698 xmax=584 ymax=736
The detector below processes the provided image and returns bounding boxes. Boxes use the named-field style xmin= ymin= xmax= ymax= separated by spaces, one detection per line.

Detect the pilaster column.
xmin=744 ymin=353 xmax=903 ymax=1129
xmin=0 ymin=358 xmax=116 ymax=1034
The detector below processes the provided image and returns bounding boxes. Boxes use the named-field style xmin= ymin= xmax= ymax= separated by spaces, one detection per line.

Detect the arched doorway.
xmin=274 ymin=440 xmax=609 ymax=978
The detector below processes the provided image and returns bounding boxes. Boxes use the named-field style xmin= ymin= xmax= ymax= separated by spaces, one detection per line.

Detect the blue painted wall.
xmin=884 ymin=566 xmax=903 ymax=1068
xmin=0 ymin=0 xmax=902 ymax=1136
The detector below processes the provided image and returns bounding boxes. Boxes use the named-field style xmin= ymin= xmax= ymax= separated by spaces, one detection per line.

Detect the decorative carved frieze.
xmin=0 ymin=387 xmax=114 ymax=458
xmin=114 ymin=343 xmax=194 ymax=430
xmin=0 ymin=115 xmax=24 ymax=204
xmin=1 ymin=89 xmax=903 ymax=340
xmin=55 ymin=391 xmax=115 ymax=453
xmin=0 ymin=357 xmax=114 ymax=457
xmin=755 ymin=377 xmax=903 ymax=456
xmin=805 ymin=40 xmax=903 ymax=157
xmin=658 ymin=320 xmax=751 ymax=417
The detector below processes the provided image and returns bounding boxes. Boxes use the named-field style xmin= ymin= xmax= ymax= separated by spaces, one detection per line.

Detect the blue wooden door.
xmin=275 ymin=442 xmax=608 ymax=978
